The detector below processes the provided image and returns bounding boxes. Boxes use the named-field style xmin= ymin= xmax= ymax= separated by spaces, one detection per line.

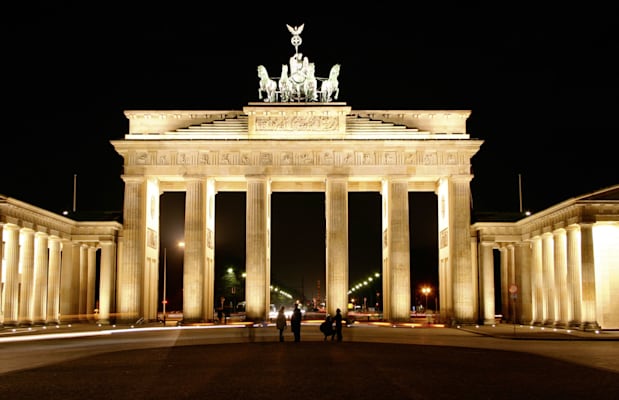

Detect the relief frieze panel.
xmin=136 ymin=149 xmax=468 ymax=167
xmin=255 ymin=115 xmax=339 ymax=131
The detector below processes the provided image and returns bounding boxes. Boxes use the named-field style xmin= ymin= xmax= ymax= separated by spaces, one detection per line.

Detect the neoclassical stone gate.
xmin=111 ymin=105 xmax=482 ymax=324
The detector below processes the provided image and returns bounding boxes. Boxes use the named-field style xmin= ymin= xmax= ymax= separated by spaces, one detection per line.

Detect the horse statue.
xmin=303 ymin=63 xmax=318 ymax=101
xmin=257 ymin=65 xmax=277 ymax=102
xmin=278 ymin=64 xmax=293 ymax=102
xmin=320 ymin=64 xmax=341 ymax=102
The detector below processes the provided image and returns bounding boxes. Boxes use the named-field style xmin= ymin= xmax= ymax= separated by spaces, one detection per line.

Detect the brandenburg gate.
xmin=111 ymin=105 xmax=481 ymax=324
xmin=110 ymin=24 xmax=482 ymax=324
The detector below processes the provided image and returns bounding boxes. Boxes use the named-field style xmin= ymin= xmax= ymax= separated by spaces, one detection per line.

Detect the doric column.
xmin=541 ymin=232 xmax=555 ymax=325
xmin=566 ymin=225 xmax=582 ymax=327
xmin=60 ymin=240 xmax=79 ymax=322
xmin=18 ymin=228 xmax=35 ymax=326
xmin=203 ymin=178 xmax=216 ymax=322
xmin=530 ymin=236 xmax=543 ymax=325
xmin=2 ymin=224 xmax=20 ymax=325
xmin=46 ymin=236 xmax=62 ymax=325
xmin=479 ymin=242 xmax=495 ymax=325
xmin=78 ymin=244 xmax=89 ymax=320
xmin=553 ymin=228 xmax=568 ymax=327
xmin=33 ymin=231 xmax=49 ymax=324
xmin=498 ymin=245 xmax=509 ymax=321
xmin=580 ymin=223 xmax=599 ymax=330
xmin=381 ymin=177 xmax=410 ymax=322
xmin=448 ymin=176 xmax=475 ymax=324
xmin=98 ymin=240 xmax=117 ymax=324
xmin=245 ymin=175 xmax=271 ymax=322
xmin=117 ymin=176 xmax=147 ymax=323
xmin=183 ymin=177 xmax=207 ymax=323
xmin=515 ymin=241 xmax=532 ymax=325
xmin=325 ymin=175 xmax=349 ymax=316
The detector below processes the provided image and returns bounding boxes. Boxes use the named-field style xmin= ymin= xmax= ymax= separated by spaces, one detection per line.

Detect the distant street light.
xmin=421 ymin=286 xmax=431 ymax=312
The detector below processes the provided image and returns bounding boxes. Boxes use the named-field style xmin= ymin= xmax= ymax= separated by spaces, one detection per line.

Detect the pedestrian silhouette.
xmin=334 ymin=308 xmax=343 ymax=342
xmin=290 ymin=303 xmax=302 ymax=342
xmin=320 ymin=314 xmax=336 ymax=341
xmin=276 ymin=306 xmax=287 ymax=342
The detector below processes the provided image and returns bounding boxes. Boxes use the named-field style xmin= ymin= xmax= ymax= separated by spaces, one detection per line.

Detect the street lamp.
xmin=421 ymin=286 xmax=431 ymax=313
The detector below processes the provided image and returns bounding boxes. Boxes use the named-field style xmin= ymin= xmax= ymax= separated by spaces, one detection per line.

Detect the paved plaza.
xmin=1 ymin=322 xmax=618 ymax=399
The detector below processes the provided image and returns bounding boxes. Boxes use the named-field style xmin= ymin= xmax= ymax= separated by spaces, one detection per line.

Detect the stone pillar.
xmin=325 ymin=175 xmax=349 ymax=316
xmin=98 ymin=240 xmax=117 ymax=324
xmin=245 ymin=175 xmax=270 ymax=322
xmin=498 ymin=246 xmax=508 ymax=321
xmin=541 ymin=232 xmax=555 ymax=325
xmin=580 ymin=223 xmax=599 ymax=330
xmin=18 ymin=228 xmax=35 ymax=326
xmin=33 ymin=232 xmax=49 ymax=324
xmin=566 ymin=225 xmax=582 ymax=327
xmin=87 ymin=246 xmax=98 ymax=321
xmin=449 ymin=176 xmax=475 ymax=324
xmin=204 ymin=178 xmax=216 ymax=322
xmin=2 ymin=224 xmax=20 ymax=326
xmin=47 ymin=236 xmax=62 ymax=325
xmin=117 ymin=177 xmax=146 ymax=323
xmin=381 ymin=177 xmax=410 ymax=322
xmin=183 ymin=178 xmax=207 ymax=323
xmin=479 ymin=242 xmax=495 ymax=325
xmin=515 ymin=241 xmax=533 ymax=325
xmin=553 ymin=228 xmax=568 ymax=327
xmin=60 ymin=240 xmax=79 ymax=322
xmin=530 ymin=236 xmax=543 ymax=325
xmin=78 ymin=244 xmax=89 ymax=321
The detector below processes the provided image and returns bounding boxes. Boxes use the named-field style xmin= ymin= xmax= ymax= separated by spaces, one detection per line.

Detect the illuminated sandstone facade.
xmin=472 ymin=185 xmax=619 ymax=330
xmin=111 ymin=105 xmax=480 ymax=324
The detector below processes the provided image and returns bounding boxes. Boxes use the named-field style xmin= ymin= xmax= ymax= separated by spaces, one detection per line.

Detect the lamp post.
xmin=421 ymin=286 xmax=431 ymax=313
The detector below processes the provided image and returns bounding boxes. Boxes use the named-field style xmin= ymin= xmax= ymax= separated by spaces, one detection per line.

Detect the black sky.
xmin=3 ymin=4 xmax=617 ymax=308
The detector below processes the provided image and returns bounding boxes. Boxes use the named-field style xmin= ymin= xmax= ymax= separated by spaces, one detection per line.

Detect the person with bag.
xmin=276 ymin=306 xmax=287 ymax=342
xmin=320 ymin=314 xmax=335 ymax=341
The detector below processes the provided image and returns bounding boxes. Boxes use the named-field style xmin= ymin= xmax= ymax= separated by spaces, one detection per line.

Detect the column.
xmin=98 ymin=240 xmax=117 ymax=324
xmin=479 ymin=242 xmax=495 ymax=325
xmin=78 ymin=244 xmax=88 ymax=320
xmin=325 ymin=175 xmax=349 ymax=316
xmin=59 ymin=240 xmax=79 ymax=322
xmin=580 ymin=223 xmax=599 ymax=330
xmin=2 ymin=224 xmax=20 ymax=325
xmin=530 ymin=236 xmax=543 ymax=325
xmin=515 ymin=242 xmax=532 ymax=325
xmin=566 ymin=225 xmax=582 ymax=327
xmin=183 ymin=178 xmax=207 ymax=323
xmin=541 ymin=232 xmax=555 ymax=325
xmin=381 ymin=177 xmax=410 ymax=322
xmin=449 ymin=176 xmax=475 ymax=324
xmin=498 ymin=246 xmax=508 ymax=321
xmin=47 ymin=236 xmax=62 ymax=325
xmin=553 ymin=228 xmax=568 ymax=327
xmin=33 ymin=231 xmax=49 ymax=324
xmin=245 ymin=175 xmax=270 ymax=322
xmin=117 ymin=176 xmax=146 ymax=323
xmin=204 ymin=178 xmax=216 ymax=322
xmin=18 ymin=228 xmax=35 ymax=326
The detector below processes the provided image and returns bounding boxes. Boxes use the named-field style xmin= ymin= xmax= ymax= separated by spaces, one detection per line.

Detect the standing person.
xmin=276 ymin=306 xmax=287 ymax=342
xmin=334 ymin=308 xmax=343 ymax=342
xmin=290 ymin=303 xmax=302 ymax=342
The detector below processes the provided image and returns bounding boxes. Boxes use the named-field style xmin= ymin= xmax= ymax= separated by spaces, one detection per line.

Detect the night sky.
xmin=3 ymin=4 xmax=616 ymax=308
